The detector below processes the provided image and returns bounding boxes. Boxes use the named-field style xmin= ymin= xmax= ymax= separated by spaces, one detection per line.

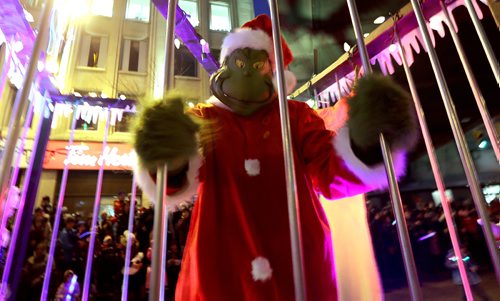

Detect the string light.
xmin=373 ymin=16 xmax=385 ymax=24
xmin=343 ymin=42 xmax=351 ymax=52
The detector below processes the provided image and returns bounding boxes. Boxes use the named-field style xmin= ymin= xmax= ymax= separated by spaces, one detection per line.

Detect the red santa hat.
xmin=219 ymin=14 xmax=297 ymax=94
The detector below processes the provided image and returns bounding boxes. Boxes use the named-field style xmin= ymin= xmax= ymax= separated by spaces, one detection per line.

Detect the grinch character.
xmin=133 ymin=15 xmax=417 ymax=301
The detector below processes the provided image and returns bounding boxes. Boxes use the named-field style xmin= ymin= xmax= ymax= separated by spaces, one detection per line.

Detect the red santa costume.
xmin=136 ymin=15 xmax=406 ymax=301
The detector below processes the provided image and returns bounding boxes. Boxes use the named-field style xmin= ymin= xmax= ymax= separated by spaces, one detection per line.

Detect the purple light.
xmin=152 ymin=0 xmax=220 ymax=75
xmin=65 ymin=274 xmax=78 ymax=300
xmin=418 ymin=232 xmax=436 ymax=241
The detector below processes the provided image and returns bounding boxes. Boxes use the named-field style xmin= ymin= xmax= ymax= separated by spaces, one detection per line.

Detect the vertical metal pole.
xmin=396 ymin=30 xmax=473 ymax=301
xmin=464 ymin=0 xmax=500 ymax=85
xmin=150 ymin=0 xmax=177 ymax=300
xmin=345 ymin=0 xmax=422 ymax=299
xmin=267 ymin=1 xmax=306 ymax=300
xmin=121 ymin=175 xmax=137 ymax=301
xmin=410 ymin=0 xmax=500 ymax=283
xmin=40 ymin=105 xmax=78 ymax=301
xmin=0 ymin=0 xmax=54 ymax=213
xmin=82 ymin=109 xmax=112 ymax=300
xmin=0 ymin=97 xmax=47 ymax=298
xmin=5 ymin=99 xmax=53 ymax=301
xmin=440 ymin=1 xmax=500 ymax=163
xmin=379 ymin=135 xmax=422 ymax=300
xmin=0 ymin=102 xmax=35 ymax=256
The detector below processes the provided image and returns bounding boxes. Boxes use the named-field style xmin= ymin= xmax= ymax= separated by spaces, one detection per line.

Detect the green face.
xmin=210 ymin=48 xmax=276 ymax=116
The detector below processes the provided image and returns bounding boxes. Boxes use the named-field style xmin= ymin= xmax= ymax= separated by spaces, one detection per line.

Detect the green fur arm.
xmin=347 ymin=74 xmax=418 ymax=166
xmin=132 ymin=93 xmax=201 ymax=171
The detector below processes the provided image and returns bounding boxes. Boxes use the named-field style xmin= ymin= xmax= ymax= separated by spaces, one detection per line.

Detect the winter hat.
xmin=219 ymin=14 xmax=297 ymax=95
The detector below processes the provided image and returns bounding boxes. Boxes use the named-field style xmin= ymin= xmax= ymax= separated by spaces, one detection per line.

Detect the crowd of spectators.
xmin=1 ymin=191 xmax=499 ymax=300
xmin=367 ymin=196 xmax=500 ymax=291
xmin=1 ymin=193 xmax=194 ymax=301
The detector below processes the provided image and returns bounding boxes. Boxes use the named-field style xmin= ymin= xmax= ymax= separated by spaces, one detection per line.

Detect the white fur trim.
xmin=244 ymin=159 xmax=260 ymax=176
xmin=133 ymin=154 xmax=202 ymax=211
xmin=251 ymin=257 xmax=273 ymax=282
xmin=333 ymin=126 xmax=407 ymax=190
xmin=272 ymin=70 xmax=297 ymax=95
xmin=207 ymin=95 xmax=233 ymax=111
xmin=220 ymin=28 xmax=274 ymax=66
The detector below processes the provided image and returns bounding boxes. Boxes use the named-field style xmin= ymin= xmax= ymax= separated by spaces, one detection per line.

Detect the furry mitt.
xmin=347 ymin=73 xmax=418 ymax=165
xmin=132 ymin=93 xmax=202 ymax=171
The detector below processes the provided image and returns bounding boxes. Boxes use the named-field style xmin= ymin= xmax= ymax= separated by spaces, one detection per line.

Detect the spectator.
xmin=445 ymin=248 xmax=491 ymax=301
xmin=59 ymin=216 xmax=77 ymax=271
xmin=55 ymin=270 xmax=80 ymax=301
xmin=20 ymin=242 xmax=52 ymax=300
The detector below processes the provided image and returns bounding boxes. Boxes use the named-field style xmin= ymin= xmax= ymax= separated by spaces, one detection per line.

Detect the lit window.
xmin=210 ymin=1 xmax=231 ymax=31
xmin=91 ymin=0 xmax=114 ymax=17
xmin=174 ymin=46 xmax=198 ymax=77
xmin=78 ymin=34 xmax=108 ymax=68
xmin=126 ymin=0 xmax=150 ymax=22
xmin=179 ymin=0 xmax=199 ymax=27
xmin=112 ymin=112 xmax=134 ymax=132
xmin=120 ymin=39 xmax=148 ymax=72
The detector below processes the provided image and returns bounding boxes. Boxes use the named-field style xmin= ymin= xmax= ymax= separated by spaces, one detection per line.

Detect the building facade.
xmin=0 ymin=0 xmax=254 ymax=215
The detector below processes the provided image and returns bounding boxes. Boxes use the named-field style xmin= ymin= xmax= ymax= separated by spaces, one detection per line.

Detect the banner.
xmin=43 ymin=141 xmax=134 ymax=170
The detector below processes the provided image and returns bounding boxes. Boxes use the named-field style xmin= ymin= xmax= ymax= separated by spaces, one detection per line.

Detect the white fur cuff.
xmin=333 ymin=126 xmax=407 ymax=190
xmin=133 ymin=154 xmax=202 ymax=211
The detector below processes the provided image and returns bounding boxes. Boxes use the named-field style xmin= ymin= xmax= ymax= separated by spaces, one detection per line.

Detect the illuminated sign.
xmin=44 ymin=141 xmax=134 ymax=170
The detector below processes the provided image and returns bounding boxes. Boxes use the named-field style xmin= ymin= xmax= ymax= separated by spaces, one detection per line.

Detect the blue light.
xmin=478 ymin=140 xmax=488 ymax=149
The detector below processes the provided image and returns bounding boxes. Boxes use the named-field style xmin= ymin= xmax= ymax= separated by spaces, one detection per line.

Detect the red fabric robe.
xmin=173 ymin=99 xmax=373 ymax=301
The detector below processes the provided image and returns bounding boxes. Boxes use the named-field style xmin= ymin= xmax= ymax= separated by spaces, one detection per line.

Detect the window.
xmin=174 ymin=46 xmax=198 ymax=77
xmin=179 ymin=0 xmax=199 ymax=27
xmin=210 ymin=48 xmax=221 ymax=62
xmin=27 ymin=0 xmax=42 ymax=8
xmin=210 ymin=1 xmax=231 ymax=31
xmin=126 ymin=0 xmax=150 ymax=22
xmin=73 ymin=115 xmax=98 ymax=131
xmin=78 ymin=34 xmax=108 ymax=68
xmin=91 ymin=0 xmax=114 ymax=17
xmin=120 ymin=39 xmax=148 ymax=72
xmin=112 ymin=112 xmax=134 ymax=132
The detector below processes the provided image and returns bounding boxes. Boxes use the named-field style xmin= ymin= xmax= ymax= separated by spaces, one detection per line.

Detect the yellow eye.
xmin=235 ymin=59 xmax=245 ymax=68
xmin=253 ymin=61 xmax=265 ymax=70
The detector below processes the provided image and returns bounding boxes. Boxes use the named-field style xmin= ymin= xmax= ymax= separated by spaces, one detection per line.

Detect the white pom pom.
xmin=251 ymin=256 xmax=273 ymax=282
xmin=244 ymin=159 xmax=260 ymax=176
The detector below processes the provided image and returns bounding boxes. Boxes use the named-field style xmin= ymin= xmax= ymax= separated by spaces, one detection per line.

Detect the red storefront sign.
xmin=44 ymin=141 xmax=135 ymax=170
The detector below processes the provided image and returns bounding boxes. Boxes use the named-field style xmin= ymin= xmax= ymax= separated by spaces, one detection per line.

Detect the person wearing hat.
xmin=133 ymin=14 xmax=417 ymax=300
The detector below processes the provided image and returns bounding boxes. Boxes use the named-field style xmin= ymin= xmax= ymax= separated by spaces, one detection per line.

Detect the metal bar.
xmin=0 ymin=96 xmax=47 ymax=298
xmin=267 ymin=1 xmax=306 ymax=300
xmin=410 ymin=0 xmax=500 ymax=283
xmin=380 ymin=134 xmax=422 ymax=300
xmin=40 ymin=105 xmax=78 ymax=301
xmin=0 ymin=0 xmax=54 ymax=214
xmin=345 ymin=0 xmax=372 ymax=74
xmin=0 ymin=101 xmax=35 ymax=258
xmin=396 ymin=29 xmax=473 ymax=300
xmin=121 ymin=175 xmax=137 ymax=301
xmin=463 ymin=0 xmax=500 ymax=85
xmin=149 ymin=0 xmax=177 ymax=300
xmin=5 ymin=97 xmax=53 ymax=300
xmin=345 ymin=0 xmax=422 ymax=299
xmin=82 ymin=109 xmax=112 ymax=300
xmin=440 ymin=1 xmax=500 ymax=163
xmin=150 ymin=164 xmax=168 ymax=301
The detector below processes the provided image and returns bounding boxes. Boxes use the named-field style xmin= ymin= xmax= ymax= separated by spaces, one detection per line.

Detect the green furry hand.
xmin=347 ymin=74 xmax=418 ymax=165
xmin=132 ymin=94 xmax=201 ymax=171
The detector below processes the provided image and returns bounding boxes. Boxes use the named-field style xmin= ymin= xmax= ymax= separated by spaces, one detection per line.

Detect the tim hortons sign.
xmin=44 ymin=141 xmax=135 ymax=170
